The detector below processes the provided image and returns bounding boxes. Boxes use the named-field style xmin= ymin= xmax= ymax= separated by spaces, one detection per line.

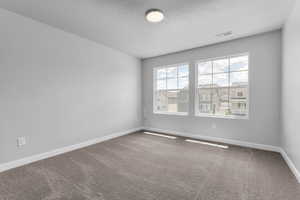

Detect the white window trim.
xmin=153 ymin=62 xmax=190 ymax=116
xmin=194 ymin=52 xmax=250 ymax=120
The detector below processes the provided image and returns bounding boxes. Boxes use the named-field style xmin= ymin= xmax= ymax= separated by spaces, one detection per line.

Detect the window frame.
xmin=153 ymin=62 xmax=190 ymax=116
xmin=194 ymin=53 xmax=250 ymax=120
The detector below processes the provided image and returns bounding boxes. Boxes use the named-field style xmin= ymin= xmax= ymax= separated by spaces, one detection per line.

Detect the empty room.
xmin=0 ymin=0 xmax=300 ymax=199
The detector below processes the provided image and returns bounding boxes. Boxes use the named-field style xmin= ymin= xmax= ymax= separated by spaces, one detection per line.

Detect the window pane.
xmin=154 ymin=64 xmax=189 ymax=114
xmin=157 ymin=68 xmax=167 ymax=79
xmin=198 ymin=88 xmax=212 ymax=102
xmin=198 ymin=75 xmax=212 ymax=88
xmin=178 ymin=77 xmax=188 ymax=89
xmin=230 ymin=55 xmax=248 ymax=72
xmin=167 ymin=67 xmax=177 ymax=78
xmin=213 ymin=73 xmax=229 ymax=88
xmin=167 ymin=78 xmax=178 ymax=89
xmin=197 ymin=88 xmax=212 ymax=114
xmin=213 ymin=59 xmax=229 ymax=73
xmin=229 ymin=70 xmax=248 ymax=117
xmin=157 ymin=79 xmax=166 ymax=90
xmin=163 ymin=90 xmax=189 ymax=113
xmin=230 ymin=71 xmax=248 ymax=86
xmin=166 ymin=90 xmax=178 ymax=112
xmin=155 ymin=90 xmax=168 ymax=112
xmin=178 ymin=65 xmax=189 ymax=77
xmin=212 ymin=87 xmax=230 ymax=116
xmin=198 ymin=61 xmax=212 ymax=74
xmin=195 ymin=55 xmax=249 ymax=118
xmin=229 ymin=86 xmax=248 ymax=117
xmin=168 ymin=89 xmax=189 ymax=113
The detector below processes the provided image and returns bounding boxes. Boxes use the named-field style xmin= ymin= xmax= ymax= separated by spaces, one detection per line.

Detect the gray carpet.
xmin=0 ymin=132 xmax=299 ymax=200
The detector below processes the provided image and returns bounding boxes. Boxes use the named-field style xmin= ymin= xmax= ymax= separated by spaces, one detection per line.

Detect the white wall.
xmin=142 ymin=30 xmax=282 ymax=146
xmin=0 ymin=8 xmax=141 ymax=164
xmin=282 ymin=1 xmax=300 ymax=173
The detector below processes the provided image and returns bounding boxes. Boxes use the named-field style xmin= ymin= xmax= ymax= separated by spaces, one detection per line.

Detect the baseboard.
xmin=279 ymin=149 xmax=300 ymax=183
xmin=0 ymin=127 xmax=143 ymax=173
xmin=2 ymin=127 xmax=299 ymax=184
xmin=143 ymin=127 xmax=281 ymax=152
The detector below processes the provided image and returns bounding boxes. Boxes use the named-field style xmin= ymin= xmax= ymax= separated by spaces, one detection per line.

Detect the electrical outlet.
xmin=17 ymin=137 xmax=26 ymax=147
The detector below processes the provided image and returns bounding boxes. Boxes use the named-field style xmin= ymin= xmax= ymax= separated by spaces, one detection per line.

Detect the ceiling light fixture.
xmin=145 ymin=9 xmax=164 ymax=23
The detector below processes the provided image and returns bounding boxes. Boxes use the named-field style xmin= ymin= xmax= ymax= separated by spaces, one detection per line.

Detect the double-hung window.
xmin=195 ymin=54 xmax=249 ymax=119
xmin=154 ymin=63 xmax=189 ymax=115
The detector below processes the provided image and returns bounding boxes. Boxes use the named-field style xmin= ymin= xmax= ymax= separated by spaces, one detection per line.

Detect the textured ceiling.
xmin=0 ymin=0 xmax=295 ymax=58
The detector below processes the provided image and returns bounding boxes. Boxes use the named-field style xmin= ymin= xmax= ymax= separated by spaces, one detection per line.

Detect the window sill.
xmin=195 ymin=113 xmax=249 ymax=120
xmin=153 ymin=111 xmax=189 ymax=116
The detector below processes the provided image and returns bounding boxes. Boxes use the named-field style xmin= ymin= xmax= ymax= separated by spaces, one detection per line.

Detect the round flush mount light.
xmin=145 ymin=9 xmax=164 ymax=23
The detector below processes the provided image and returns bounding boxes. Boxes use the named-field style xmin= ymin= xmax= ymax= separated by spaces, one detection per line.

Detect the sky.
xmin=156 ymin=55 xmax=248 ymax=90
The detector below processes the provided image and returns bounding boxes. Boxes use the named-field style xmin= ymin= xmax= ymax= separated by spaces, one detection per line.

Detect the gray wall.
xmin=282 ymin=1 xmax=300 ymax=173
xmin=142 ymin=30 xmax=282 ymax=146
xmin=0 ymin=8 xmax=141 ymax=164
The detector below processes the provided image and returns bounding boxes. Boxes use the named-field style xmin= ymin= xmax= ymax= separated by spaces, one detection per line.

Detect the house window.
xmin=195 ymin=54 xmax=249 ymax=119
xmin=154 ymin=63 xmax=189 ymax=115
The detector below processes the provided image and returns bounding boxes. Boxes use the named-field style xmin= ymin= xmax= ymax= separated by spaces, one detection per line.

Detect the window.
xmin=154 ymin=63 xmax=189 ymax=115
xmin=195 ymin=54 xmax=249 ymax=118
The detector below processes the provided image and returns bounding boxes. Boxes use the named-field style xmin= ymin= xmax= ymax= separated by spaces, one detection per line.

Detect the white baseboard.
xmin=279 ymin=149 xmax=300 ymax=183
xmin=2 ymin=126 xmax=299 ymax=184
xmin=0 ymin=127 xmax=142 ymax=173
xmin=143 ymin=127 xmax=281 ymax=152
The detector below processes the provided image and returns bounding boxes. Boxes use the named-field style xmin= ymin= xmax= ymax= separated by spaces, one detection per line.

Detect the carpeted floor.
xmin=0 ymin=132 xmax=300 ymax=200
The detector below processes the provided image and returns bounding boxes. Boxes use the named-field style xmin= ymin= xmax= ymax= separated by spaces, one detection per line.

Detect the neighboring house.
xmin=155 ymin=88 xmax=188 ymax=113
xmin=155 ymin=82 xmax=247 ymax=116
xmin=197 ymin=83 xmax=248 ymax=116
